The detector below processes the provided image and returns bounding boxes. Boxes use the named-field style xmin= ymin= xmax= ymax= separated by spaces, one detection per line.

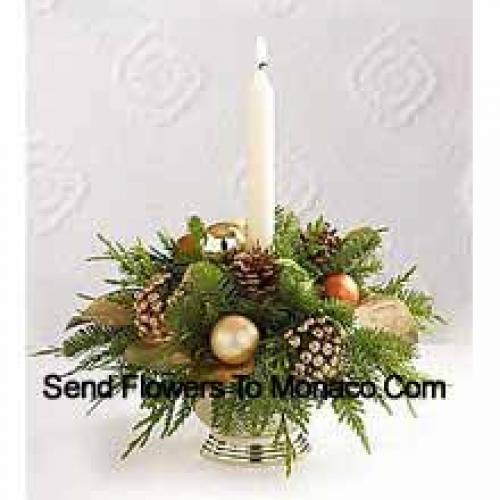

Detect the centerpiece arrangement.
xmin=36 ymin=38 xmax=443 ymax=475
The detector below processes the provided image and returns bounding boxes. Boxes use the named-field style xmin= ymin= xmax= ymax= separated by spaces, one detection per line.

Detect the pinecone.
xmin=231 ymin=247 xmax=278 ymax=298
xmin=133 ymin=272 xmax=174 ymax=343
xmin=283 ymin=316 xmax=345 ymax=381
xmin=301 ymin=222 xmax=340 ymax=267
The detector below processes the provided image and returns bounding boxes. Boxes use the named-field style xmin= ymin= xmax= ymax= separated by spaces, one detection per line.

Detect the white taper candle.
xmin=247 ymin=36 xmax=275 ymax=249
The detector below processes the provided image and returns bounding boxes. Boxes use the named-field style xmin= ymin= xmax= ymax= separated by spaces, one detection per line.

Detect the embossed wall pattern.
xmin=27 ymin=0 xmax=471 ymax=344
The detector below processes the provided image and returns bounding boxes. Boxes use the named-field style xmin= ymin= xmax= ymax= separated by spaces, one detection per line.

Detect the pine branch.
xmin=93 ymin=233 xmax=166 ymax=288
xmin=273 ymin=414 xmax=297 ymax=477
xmin=122 ymin=401 xmax=169 ymax=459
xmin=86 ymin=373 xmax=125 ymax=415
xmin=346 ymin=326 xmax=420 ymax=382
xmin=122 ymin=390 xmax=193 ymax=459
xmin=52 ymin=324 xmax=137 ymax=378
xmin=165 ymin=262 xmax=237 ymax=355
xmin=274 ymin=206 xmax=301 ymax=260
xmin=62 ymin=324 xmax=117 ymax=358
xmin=31 ymin=346 xmax=61 ymax=356
xmin=168 ymin=397 xmax=194 ymax=435
xmin=149 ymin=229 xmax=176 ymax=267
xmin=332 ymin=397 xmax=371 ymax=453
xmin=328 ymin=227 xmax=385 ymax=283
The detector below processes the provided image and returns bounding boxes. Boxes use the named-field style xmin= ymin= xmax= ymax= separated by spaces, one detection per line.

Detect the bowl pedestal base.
xmin=200 ymin=431 xmax=310 ymax=465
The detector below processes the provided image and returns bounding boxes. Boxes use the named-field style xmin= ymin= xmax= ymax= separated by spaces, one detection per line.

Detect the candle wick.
xmin=255 ymin=36 xmax=269 ymax=71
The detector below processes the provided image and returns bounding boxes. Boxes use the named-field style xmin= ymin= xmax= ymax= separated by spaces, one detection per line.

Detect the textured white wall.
xmin=27 ymin=0 xmax=471 ymax=344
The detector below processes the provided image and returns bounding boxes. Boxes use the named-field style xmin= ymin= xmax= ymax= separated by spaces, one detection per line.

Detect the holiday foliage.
xmin=36 ymin=207 xmax=444 ymax=475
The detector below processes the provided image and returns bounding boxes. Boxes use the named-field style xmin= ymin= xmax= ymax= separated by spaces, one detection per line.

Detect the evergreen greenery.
xmin=37 ymin=207 xmax=443 ymax=476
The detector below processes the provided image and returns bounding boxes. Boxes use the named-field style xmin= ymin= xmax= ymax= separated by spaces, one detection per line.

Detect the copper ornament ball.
xmin=324 ymin=273 xmax=360 ymax=305
xmin=210 ymin=315 xmax=260 ymax=365
xmin=176 ymin=234 xmax=196 ymax=253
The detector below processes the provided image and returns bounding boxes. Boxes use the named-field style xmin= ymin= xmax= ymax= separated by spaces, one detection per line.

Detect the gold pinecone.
xmin=133 ymin=272 xmax=174 ymax=344
xmin=231 ymin=246 xmax=278 ymax=298
xmin=283 ymin=316 xmax=345 ymax=381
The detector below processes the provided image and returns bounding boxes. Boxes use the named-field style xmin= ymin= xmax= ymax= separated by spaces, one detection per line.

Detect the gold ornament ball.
xmin=324 ymin=273 xmax=360 ymax=305
xmin=204 ymin=220 xmax=247 ymax=253
xmin=210 ymin=315 xmax=260 ymax=365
